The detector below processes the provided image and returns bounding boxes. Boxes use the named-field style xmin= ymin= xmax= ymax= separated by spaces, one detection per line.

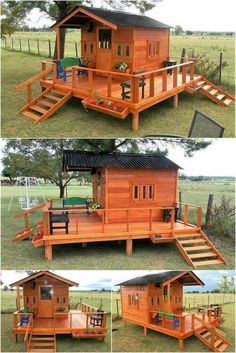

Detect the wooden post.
xmin=116 ymin=299 xmax=119 ymax=318
xmin=197 ymin=207 xmax=202 ymax=228
xmin=52 ymin=62 xmax=57 ymax=82
xmin=149 ymin=209 xmax=152 ymax=231
xmin=178 ymin=338 xmax=184 ymax=351
xmin=132 ymin=112 xmax=139 ymax=131
xmin=16 ymin=286 xmax=21 ymax=311
xmin=205 ymin=194 xmax=213 ymax=226
xmin=162 ymin=70 xmax=167 ymax=91
xmin=179 ymin=192 xmax=182 ymax=219
xmin=173 ymin=67 xmax=178 ymax=87
xmin=190 ymin=62 xmax=194 ymax=80
xmin=173 ymin=94 xmax=178 ymax=108
xmin=48 ymin=40 xmax=51 ymax=58
xmin=126 ymin=210 xmax=129 ymax=232
xmin=184 ymin=205 xmax=188 ymax=224
xmin=45 ymin=244 xmax=52 ymax=261
xmin=149 ymin=73 xmax=155 ymax=97
xmin=88 ymin=70 xmax=93 ymax=92
xmin=107 ymin=73 xmax=112 ymax=97
xmin=27 ymin=85 xmax=32 ymax=104
xmin=171 ymin=208 xmax=174 ymax=230
xmin=37 ymin=39 xmax=40 ymax=55
xmin=182 ymin=65 xmax=187 ymax=84
xmin=131 ymin=76 xmax=139 ymax=103
xmin=143 ymin=326 xmax=147 ymax=336
xmin=28 ymin=39 xmax=30 ymax=53
xmin=219 ymin=52 xmax=223 ymax=84
xmin=56 ymin=29 xmax=60 ymax=59
xmin=75 ymin=42 xmax=78 ymax=57
xmin=126 ymin=239 xmax=133 ymax=256
xmin=19 ymin=38 xmax=22 ymax=52
xmin=180 ymin=315 xmax=185 ymax=333
xmin=72 ymin=67 xmax=76 ymax=88
xmin=180 ymin=48 xmax=186 ymax=73
xmin=191 ymin=314 xmax=195 ymax=330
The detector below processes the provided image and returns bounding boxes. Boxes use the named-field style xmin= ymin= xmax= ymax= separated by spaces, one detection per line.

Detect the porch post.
xmin=16 ymin=285 xmax=21 ymax=311
xmin=126 ymin=239 xmax=133 ymax=256
xmin=56 ymin=29 xmax=60 ymax=60
xmin=178 ymin=338 xmax=184 ymax=351
xmin=45 ymin=243 xmax=52 ymax=261
xmin=132 ymin=112 xmax=139 ymax=131
xmin=143 ymin=326 xmax=147 ymax=335
xmin=167 ymin=283 xmax=171 ymax=312
xmin=173 ymin=94 xmax=178 ymax=108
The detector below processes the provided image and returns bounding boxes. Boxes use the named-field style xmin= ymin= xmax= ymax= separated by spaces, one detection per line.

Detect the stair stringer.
xmin=198 ymin=230 xmax=227 ymax=265
xmin=197 ymin=77 xmax=234 ymax=106
xmin=194 ymin=322 xmax=230 ymax=352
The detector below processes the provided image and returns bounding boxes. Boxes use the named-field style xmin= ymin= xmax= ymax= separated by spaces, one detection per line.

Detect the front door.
xmin=96 ymin=28 xmax=112 ymax=71
xmin=38 ymin=286 xmax=53 ymax=318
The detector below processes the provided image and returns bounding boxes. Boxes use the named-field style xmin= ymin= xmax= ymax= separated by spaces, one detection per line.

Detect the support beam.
xmin=143 ymin=326 xmax=147 ymax=336
xmin=126 ymin=239 xmax=133 ymax=256
xmin=132 ymin=112 xmax=139 ymax=131
xmin=45 ymin=244 xmax=52 ymax=261
xmin=173 ymin=94 xmax=178 ymax=108
xmin=178 ymin=338 xmax=184 ymax=351
xmin=16 ymin=286 xmax=21 ymax=311
xmin=56 ymin=29 xmax=60 ymax=60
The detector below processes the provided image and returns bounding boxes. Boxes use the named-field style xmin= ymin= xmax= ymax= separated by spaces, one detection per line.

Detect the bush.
xmin=210 ymin=196 xmax=235 ymax=237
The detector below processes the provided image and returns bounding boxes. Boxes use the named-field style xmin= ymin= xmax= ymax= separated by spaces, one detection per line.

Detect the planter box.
xmin=112 ymin=68 xmax=131 ymax=81
xmin=82 ymin=98 xmax=129 ymax=120
xmin=55 ymin=312 xmax=69 ymax=319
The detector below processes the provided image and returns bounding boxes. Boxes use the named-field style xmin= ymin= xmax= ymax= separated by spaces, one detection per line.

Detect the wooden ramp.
xmin=27 ymin=333 xmax=56 ymax=352
xmin=174 ymin=229 xmax=227 ymax=268
xmin=194 ymin=324 xmax=230 ymax=352
xmin=196 ymin=78 xmax=234 ymax=107
xmin=19 ymin=87 xmax=72 ymax=123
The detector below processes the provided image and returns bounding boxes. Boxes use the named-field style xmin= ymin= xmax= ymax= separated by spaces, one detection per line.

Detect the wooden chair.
xmin=54 ymin=57 xmax=85 ymax=81
xmin=89 ymin=310 xmax=104 ymax=327
xmin=121 ymin=70 xmax=146 ymax=100
xmin=49 ymin=208 xmax=69 ymax=235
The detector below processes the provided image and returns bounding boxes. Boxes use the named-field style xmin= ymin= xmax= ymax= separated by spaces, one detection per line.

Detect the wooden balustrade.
xmin=177 ymin=202 xmax=202 ymax=228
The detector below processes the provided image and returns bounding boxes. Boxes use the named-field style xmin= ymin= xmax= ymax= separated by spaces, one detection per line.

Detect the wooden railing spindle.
xmin=182 ymin=64 xmax=187 ymax=84
xmin=173 ymin=67 xmax=178 ymax=88
xmin=162 ymin=70 xmax=167 ymax=92
xmin=107 ymin=73 xmax=112 ymax=97
xmin=149 ymin=73 xmax=155 ymax=97
xmin=190 ymin=62 xmax=195 ymax=80
xmin=184 ymin=205 xmax=188 ymax=224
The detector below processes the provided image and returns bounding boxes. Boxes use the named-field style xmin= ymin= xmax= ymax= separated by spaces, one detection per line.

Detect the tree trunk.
xmin=59 ymin=183 xmax=65 ymax=198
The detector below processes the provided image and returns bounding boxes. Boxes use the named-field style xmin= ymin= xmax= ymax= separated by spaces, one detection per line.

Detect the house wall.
xmin=105 ymin=167 xmax=178 ymax=222
xmin=133 ymin=28 xmax=170 ymax=71
xmin=22 ymin=275 xmax=69 ymax=318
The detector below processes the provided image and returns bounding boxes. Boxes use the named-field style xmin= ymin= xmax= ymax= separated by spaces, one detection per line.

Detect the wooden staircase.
xmin=195 ymin=324 xmax=230 ymax=352
xmin=196 ymin=78 xmax=234 ymax=107
xmin=19 ymin=87 xmax=72 ymax=123
xmin=174 ymin=229 xmax=227 ymax=268
xmin=27 ymin=333 xmax=56 ymax=352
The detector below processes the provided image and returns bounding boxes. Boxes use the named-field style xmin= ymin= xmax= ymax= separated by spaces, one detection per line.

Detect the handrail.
xmin=13 ymin=203 xmax=46 ymax=218
xmin=16 ymin=67 xmax=53 ymax=91
xmin=23 ymin=314 xmax=33 ymax=345
xmin=44 ymin=205 xmax=175 ymax=212
xmin=132 ymin=61 xmax=194 ymax=77
xmin=177 ymin=202 xmax=202 ymax=227
xmin=177 ymin=202 xmax=201 ymax=208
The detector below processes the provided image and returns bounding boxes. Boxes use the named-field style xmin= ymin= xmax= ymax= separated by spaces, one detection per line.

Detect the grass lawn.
xmin=1 ymin=180 xmax=234 ymax=270
xmin=112 ymin=303 xmax=235 ymax=352
xmin=1 ymin=33 xmax=235 ymax=138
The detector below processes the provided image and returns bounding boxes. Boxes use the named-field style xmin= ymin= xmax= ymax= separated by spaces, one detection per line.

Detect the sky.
xmin=25 ymin=0 xmax=236 ymax=31
xmin=1 ymin=270 xmax=234 ymax=293
xmin=0 ymin=138 xmax=235 ymax=177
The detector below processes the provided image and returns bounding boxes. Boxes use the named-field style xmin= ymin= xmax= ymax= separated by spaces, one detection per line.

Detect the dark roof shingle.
xmin=63 ymin=150 xmax=181 ymax=171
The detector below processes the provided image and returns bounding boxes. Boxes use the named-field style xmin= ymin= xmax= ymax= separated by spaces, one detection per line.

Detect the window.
xmin=150 ymin=296 xmax=160 ymax=306
xmin=147 ymin=41 xmax=160 ymax=58
xmin=115 ymin=43 xmax=131 ymax=57
xmin=90 ymin=43 xmax=93 ymax=53
xmin=99 ymin=29 xmax=112 ymax=49
xmin=132 ymin=184 xmax=154 ymax=201
xmin=163 ymin=286 xmax=168 ymax=303
xmin=128 ymin=294 xmax=139 ymax=308
xmin=40 ymin=287 xmax=52 ymax=300
xmin=83 ymin=42 xmax=94 ymax=55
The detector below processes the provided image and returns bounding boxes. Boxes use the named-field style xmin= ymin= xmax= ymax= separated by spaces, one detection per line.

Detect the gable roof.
xmin=118 ymin=271 xmax=204 ymax=286
xmin=51 ymin=6 xmax=171 ymax=30
xmin=9 ymin=271 xmax=79 ymax=288
xmin=63 ymin=150 xmax=181 ymax=171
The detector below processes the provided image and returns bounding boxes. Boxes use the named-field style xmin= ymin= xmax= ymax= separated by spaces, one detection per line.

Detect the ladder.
xmin=196 ymin=78 xmax=234 ymax=107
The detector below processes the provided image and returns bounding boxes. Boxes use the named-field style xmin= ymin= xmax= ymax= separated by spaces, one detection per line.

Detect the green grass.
xmin=1 ymin=181 xmax=235 ymax=270
xmin=1 ymin=33 xmax=235 ymax=138
xmin=112 ymin=303 xmax=235 ymax=352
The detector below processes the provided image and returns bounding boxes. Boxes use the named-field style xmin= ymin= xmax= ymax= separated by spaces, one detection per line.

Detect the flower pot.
xmin=82 ymin=98 xmax=129 ymax=119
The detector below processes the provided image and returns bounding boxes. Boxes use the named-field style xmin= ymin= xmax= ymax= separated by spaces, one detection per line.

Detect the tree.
xmin=175 ymin=25 xmax=184 ymax=35
xmin=2 ymin=138 xmax=211 ymax=198
xmin=218 ymin=276 xmax=235 ymax=302
xmin=1 ymin=0 xmax=160 ymax=57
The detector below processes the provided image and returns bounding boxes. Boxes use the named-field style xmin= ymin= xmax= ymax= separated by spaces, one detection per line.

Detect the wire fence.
xmin=1 ymin=37 xmax=81 ymax=58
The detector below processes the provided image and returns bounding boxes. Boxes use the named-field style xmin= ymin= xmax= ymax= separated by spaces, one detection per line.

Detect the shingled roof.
xmin=63 ymin=150 xmax=181 ymax=171
xmin=118 ymin=271 xmax=204 ymax=286
xmin=52 ymin=6 xmax=171 ymax=30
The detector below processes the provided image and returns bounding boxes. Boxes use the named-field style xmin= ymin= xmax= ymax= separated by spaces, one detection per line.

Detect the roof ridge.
xmin=64 ymin=150 xmax=165 ymax=157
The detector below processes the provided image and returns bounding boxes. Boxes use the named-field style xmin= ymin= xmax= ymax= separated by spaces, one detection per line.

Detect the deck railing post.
xmin=72 ymin=67 xmax=76 ymax=89
xmin=88 ymin=69 xmax=93 ymax=92
xmin=162 ymin=314 xmax=165 ymax=328
xmin=149 ymin=73 xmax=155 ymax=97
xmin=180 ymin=315 xmax=185 ymax=333
xmin=41 ymin=62 xmax=46 ymax=79
xmin=173 ymin=67 xmax=178 ymax=88
xmin=102 ymin=210 xmax=105 ymax=233
xmin=149 ymin=209 xmax=152 ymax=231
xmin=191 ymin=314 xmax=195 ymax=330
xmin=184 ymin=205 xmax=188 ymax=224
xmin=162 ymin=70 xmax=167 ymax=92
xmin=107 ymin=73 xmax=112 ymax=97
xmin=202 ymin=311 xmax=206 ymax=322
xmin=197 ymin=207 xmax=202 ymax=228
xmin=75 ymin=210 xmax=79 ymax=235
xmin=190 ymin=62 xmax=194 ymax=80
xmin=52 ymin=63 xmax=57 ymax=82
xmin=182 ymin=64 xmax=187 ymax=84
xmin=126 ymin=210 xmax=129 ymax=232
xmin=131 ymin=76 xmax=139 ymax=103
xmin=171 ymin=208 xmax=174 ymax=230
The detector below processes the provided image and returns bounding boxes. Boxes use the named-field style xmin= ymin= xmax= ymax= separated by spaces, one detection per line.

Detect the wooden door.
xmin=96 ymin=27 xmax=112 ymax=71
xmin=38 ymin=286 xmax=53 ymax=318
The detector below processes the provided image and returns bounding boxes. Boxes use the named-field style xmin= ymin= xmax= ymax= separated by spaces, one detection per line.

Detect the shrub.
xmin=210 ymin=196 xmax=235 ymax=238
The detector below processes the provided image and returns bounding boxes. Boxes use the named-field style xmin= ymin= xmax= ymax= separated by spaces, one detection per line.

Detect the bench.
xmin=154 ymin=312 xmax=179 ymax=329
xmin=54 ymin=57 xmax=85 ymax=81
xmin=62 ymin=197 xmax=89 ymax=209
xmin=121 ymin=70 xmax=146 ymax=100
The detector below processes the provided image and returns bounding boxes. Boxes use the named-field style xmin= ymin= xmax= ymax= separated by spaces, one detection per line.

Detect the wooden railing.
xmin=24 ymin=314 xmax=33 ymax=351
xmin=42 ymin=205 xmax=176 ymax=236
xmin=150 ymin=311 xmax=190 ymax=333
xmin=16 ymin=63 xmax=57 ymax=105
xmin=13 ymin=202 xmax=46 ymax=236
xmin=177 ymin=202 xmax=202 ymax=228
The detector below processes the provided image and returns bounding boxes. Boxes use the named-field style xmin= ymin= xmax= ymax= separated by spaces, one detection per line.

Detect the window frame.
xmin=147 ymin=40 xmax=160 ymax=58
xmin=131 ymin=181 xmax=156 ymax=202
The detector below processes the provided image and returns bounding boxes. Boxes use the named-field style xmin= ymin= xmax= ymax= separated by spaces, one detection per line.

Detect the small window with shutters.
xmin=132 ymin=183 xmax=155 ymax=202
xmin=147 ymin=40 xmax=160 ymax=58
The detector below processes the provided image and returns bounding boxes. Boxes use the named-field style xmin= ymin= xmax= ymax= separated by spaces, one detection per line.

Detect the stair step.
xmin=21 ymin=110 xmax=41 ymax=121
xmin=216 ymin=94 xmax=225 ymax=100
xmin=214 ymin=339 xmax=223 ymax=348
xmin=177 ymin=233 xmax=201 ymax=238
xmin=197 ymin=80 xmax=205 ymax=86
xmin=193 ymin=259 xmax=223 ymax=266
xmin=184 ymin=245 xmax=210 ymax=251
xmin=39 ymin=99 xmax=54 ymax=107
xmin=224 ymin=98 xmax=232 ymax=105
xmin=189 ymin=252 xmax=217 ymax=259
xmin=202 ymin=331 xmax=211 ymax=339
xmin=51 ymin=90 xmax=65 ymax=96
xmin=210 ymin=89 xmax=218 ymax=95
xmin=29 ymin=105 xmax=48 ymax=114
xmin=218 ymin=343 xmax=229 ymax=352
xmin=30 ymin=342 xmax=55 ymax=347
xmin=179 ymin=238 xmax=207 ymax=245
xmin=44 ymin=94 xmax=61 ymax=101
xmin=202 ymin=84 xmax=212 ymax=90
xmin=28 ymin=349 xmax=55 ymax=352
xmin=31 ymin=338 xmax=54 ymax=341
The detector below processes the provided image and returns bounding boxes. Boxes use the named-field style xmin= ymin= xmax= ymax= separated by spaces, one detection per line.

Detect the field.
xmin=112 ymin=303 xmax=235 ymax=352
xmin=1 ymin=33 xmax=235 ymax=138
xmin=1 ymin=180 xmax=235 ymax=270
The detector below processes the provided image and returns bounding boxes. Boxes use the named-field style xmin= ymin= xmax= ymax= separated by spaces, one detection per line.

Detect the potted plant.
xmin=81 ymin=57 xmax=94 ymax=69
xmin=82 ymin=93 xmax=129 ymax=119
xmin=55 ymin=306 xmax=69 ymax=319
xmin=32 ymin=226 xmax=44 ymax=247
xmin=113 ymin=62 xmax=130 ymax=73
xmin=87 ymin=201 xmax=103 ymax=217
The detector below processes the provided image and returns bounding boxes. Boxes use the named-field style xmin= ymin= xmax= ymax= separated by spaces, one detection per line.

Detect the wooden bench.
xmin=62 ymin=197 xmax=89 ymax=209
xmin=54 ymin=57 xmax=85 ymax=81
xmin=154 ymin=312 xmax=180 ymax=329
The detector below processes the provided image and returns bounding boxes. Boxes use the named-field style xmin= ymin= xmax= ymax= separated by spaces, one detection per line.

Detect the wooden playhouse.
xmin=13 ymin=150 xmax=227 ymax=268
xmin=15 ymin=6 xmax=234 ymax=130
xmin=118 ymin=271 xmax=230 ymax=352
xmin=10 ymin=271 xmax=107 ymax=352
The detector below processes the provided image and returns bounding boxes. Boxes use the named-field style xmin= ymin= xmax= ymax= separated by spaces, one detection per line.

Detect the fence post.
xmin=116 ymin=299 xmax=119 ymax=318
xmin=28 ymin=39 xmax=30 ymax=53
xmin=48 ymin=40 xmax=51 ymax=57
xmin=19 ymin=38 xmax=22 ymax=52
xmin=205 ymin=194 xmax=213 ymax=226
xmin=75 ymin=42 xmax=78 ymax=57
xmin=37 ymin=39 xmax=40 ymax=55
xmin=219 ymin=52 xmax=223 ymax=84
